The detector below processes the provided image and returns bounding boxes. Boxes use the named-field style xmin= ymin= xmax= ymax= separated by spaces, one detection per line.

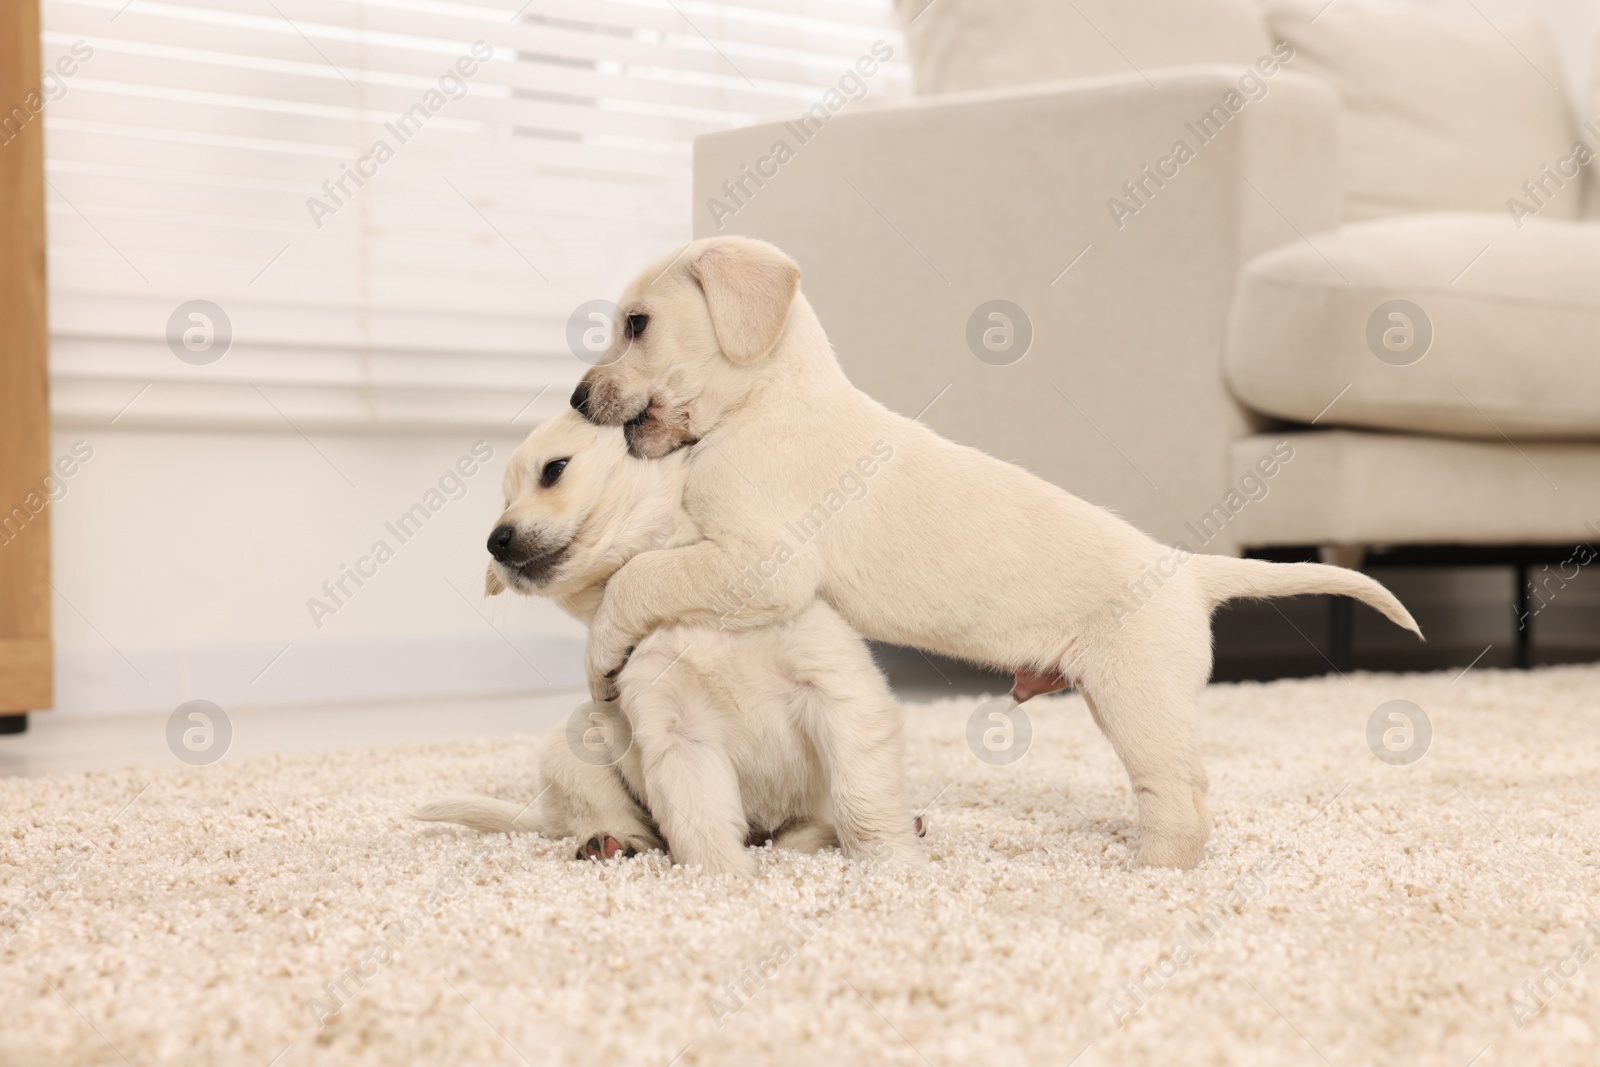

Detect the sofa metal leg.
xmin=1318 ymin=545 xmax=1363 ymax=675
xmin=1327 ymin=596 xmax=1353 ymax=674
xmin=0 ymin=713 xmax=27 ymax=735
xmin=1514 ymin=563 xmax=1532 ymax=670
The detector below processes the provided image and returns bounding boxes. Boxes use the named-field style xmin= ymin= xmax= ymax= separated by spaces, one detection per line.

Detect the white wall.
xmin=36 ymin=0 xmax=1595 ymax=717
xmin=45 ymin=424 xmax=585 ymax=715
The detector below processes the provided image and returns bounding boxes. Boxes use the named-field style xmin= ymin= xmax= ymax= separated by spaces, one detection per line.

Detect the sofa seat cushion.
xmin=1225 ymin=213 xmax=1600 ymax=440
xmin=1226 ymin=431 xmax=1600 ymax=548
xmin=898 ymin=0 xmax=1272 ymax=95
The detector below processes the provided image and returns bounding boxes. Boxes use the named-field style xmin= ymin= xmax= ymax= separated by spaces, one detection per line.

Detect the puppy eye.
xmin=624 ymin=313 xmax=648 ymax=340
xmin=540 ymin=458 xmax=569 ymax=488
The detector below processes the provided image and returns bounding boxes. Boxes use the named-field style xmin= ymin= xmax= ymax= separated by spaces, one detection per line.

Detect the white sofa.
xmin=691 ymin=0 xmax=1600 ymax=571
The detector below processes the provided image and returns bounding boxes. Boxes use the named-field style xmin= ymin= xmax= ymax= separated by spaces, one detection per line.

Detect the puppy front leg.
xmin=624 ymin=662 xmax=755 ymax=878
xmin=586 ymin=539 xmax=818 ymax=702
xmin=802 ymin=689 xmax=925 ymax=867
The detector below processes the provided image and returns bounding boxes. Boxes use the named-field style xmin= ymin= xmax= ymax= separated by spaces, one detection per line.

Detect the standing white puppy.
xmin=571 ymin=236 xmax=1422 ymax=869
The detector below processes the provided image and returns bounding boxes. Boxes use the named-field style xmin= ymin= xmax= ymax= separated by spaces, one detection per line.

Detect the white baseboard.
xmin=51 ymin=633 xmax=585 ymax=716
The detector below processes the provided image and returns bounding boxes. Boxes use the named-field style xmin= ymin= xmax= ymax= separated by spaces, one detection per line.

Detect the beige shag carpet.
xmin=3 ymin=666 xmax=1599 ymax=1067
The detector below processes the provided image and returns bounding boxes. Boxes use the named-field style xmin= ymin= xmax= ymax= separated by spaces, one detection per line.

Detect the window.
xmin=42 ymin=0 xmax=908 ymax=429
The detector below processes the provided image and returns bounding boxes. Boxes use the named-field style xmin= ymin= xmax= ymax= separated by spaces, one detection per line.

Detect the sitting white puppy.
xmin=414 ymin=411 xmax=922 ymax=876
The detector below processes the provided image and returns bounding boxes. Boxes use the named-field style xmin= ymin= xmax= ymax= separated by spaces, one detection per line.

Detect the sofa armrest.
xmin=693 ymin=67 xmax=1340 ymax=553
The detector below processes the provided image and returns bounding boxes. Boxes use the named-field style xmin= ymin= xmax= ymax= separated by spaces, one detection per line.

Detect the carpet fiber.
xmin=3 ymin=666 xmax=1599 ymax=1067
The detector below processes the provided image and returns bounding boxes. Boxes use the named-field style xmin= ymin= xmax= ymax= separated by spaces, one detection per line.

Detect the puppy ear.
xmin=688 ymin=238 xmax=800 ymax=366
xmin=485 ymin=562 xmax=506 ymax=597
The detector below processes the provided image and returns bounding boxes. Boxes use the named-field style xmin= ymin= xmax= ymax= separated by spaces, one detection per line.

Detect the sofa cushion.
xmin=1265 ymin=1 xmax=1582 ymax=222
xmin=1225 ymin=213 xmax=1600 ymax=440
xmin=1226 ymin=431 xmax=1600 ymax=548
xmin=897 ymin=0 xmax=1271 ymax=95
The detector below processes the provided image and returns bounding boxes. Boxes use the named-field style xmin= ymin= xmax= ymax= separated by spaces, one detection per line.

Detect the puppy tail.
xmin=412 ymin=795 xmax=546 ymax=833
xmin=1189 ymin=555 xmax=1422 ymax=638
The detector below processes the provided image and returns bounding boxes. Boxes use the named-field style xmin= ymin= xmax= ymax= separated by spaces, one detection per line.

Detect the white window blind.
xmin=41 ymin=0 xmax=908 ymax=430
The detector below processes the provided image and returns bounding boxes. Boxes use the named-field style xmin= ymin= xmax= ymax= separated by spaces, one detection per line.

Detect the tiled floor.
xmin=0 ymin=689 xmax=586 ymax=779
xmin=10 ymin=622 xmax=1590 ymax=778
xmin=1 ymin=650 xmax=1009 ymax=780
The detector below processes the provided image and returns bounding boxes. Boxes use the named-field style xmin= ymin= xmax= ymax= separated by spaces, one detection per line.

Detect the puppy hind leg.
xmin=1078 ymin=669 xmax=1211 ymax=870
xmin=536 ymin=735 xmax=663 ymax=859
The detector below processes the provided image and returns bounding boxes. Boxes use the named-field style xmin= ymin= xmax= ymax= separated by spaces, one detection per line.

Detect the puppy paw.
xmin=690 ymin=850 xmax=758 ymax=880
xmin=769 ymin=821 xmax=837 ymax=854
xmin=584 ymin=632 xmax=635 ymax=703
xmin=843 ymin=831 xmax=927 ymax=869
xmin=1133 ymin=831 xmax=1206 ymax=870
xmin=880 ymin=833 xmax=930 ymax=868
xmin=575 ymin=834 xmax=656 ymax=862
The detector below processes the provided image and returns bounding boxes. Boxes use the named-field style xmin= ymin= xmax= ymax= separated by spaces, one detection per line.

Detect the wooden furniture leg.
xmin=0 ymin=0 xmax=53 ymax=730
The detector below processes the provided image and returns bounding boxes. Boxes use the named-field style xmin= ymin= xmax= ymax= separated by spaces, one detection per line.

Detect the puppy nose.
xmin=487 ymin=524 xmax=518 ymax=562
xmin=570 ymin=380 xmax=591 ymax=416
